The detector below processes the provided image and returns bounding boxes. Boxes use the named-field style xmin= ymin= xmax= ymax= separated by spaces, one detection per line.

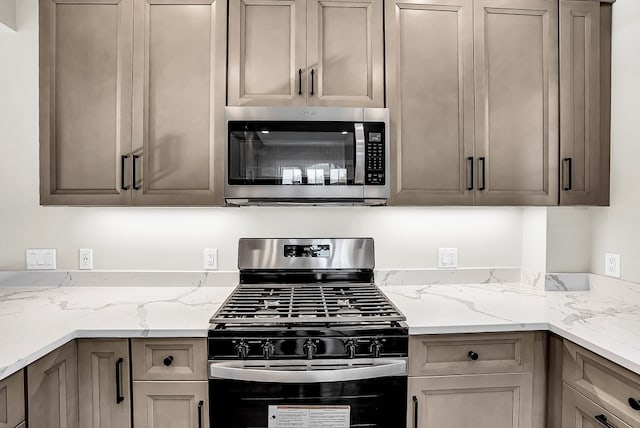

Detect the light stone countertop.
xmin=1 ymin=271 xmax=640 ymax=381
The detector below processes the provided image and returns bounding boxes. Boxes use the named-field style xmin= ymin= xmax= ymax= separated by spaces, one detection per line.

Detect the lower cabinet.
xmin=408 ymin=373 xmax=533 ymax=428
xmin=132 ymin=381 xmax=209 ymax=428
xmin=0 ymin=370 xmax=25 ymax=428
xmin=27 ymin=340 xmax=79 ymax=428
xmin=78 ymin=339 xmax=131 ymax=428
xmin=562 ymin=385 xmax=631 ymax=428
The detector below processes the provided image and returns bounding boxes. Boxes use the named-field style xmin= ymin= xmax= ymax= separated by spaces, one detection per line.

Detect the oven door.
xmin=209 ymin=358 xmax=407 ymax=428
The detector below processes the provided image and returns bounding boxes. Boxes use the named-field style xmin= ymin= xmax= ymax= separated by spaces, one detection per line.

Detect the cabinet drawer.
xmin=563 ymin=340 xmax=640 ymax=426
xmin=132 ymin=381 xmax=208 ymax=428
xmin=0 ymin=370 xmax=25 ymax=428
xmin=132 ymin=338 xmax=207 ymax=381
xmin=408 ymin=332 xmax=534 ymax=376
xmin=562 ymin=385 xmax=632 ymax=428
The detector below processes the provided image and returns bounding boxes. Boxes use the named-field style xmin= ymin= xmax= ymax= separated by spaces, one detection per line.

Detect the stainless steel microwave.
xmin=225 ymin=107 xmax=390 ymax=206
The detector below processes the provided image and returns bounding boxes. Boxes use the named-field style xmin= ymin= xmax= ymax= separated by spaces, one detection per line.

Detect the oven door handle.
xmin=209 ymin=359 xmax=407 ymax=383
xmin=354 ymin=123 xmax=365 ymax=185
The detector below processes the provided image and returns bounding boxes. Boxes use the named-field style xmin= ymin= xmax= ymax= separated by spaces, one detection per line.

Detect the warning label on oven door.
xmin=267 ymin=405 xmax=350 ymax=428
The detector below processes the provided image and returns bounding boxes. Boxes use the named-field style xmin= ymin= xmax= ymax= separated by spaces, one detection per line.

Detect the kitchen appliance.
xmin=208 ymin=238 xmax=408 ymax=428
xmin=225 ymin=107 xmax=389 ymax=205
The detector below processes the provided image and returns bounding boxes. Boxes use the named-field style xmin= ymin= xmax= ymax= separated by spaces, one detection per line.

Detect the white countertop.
xmin=1 ymin=272 xmax=640 ymax=381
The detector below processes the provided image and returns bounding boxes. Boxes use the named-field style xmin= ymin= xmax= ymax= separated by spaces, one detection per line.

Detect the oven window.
xmin=228 ymin=121 xmax=356 ymax=185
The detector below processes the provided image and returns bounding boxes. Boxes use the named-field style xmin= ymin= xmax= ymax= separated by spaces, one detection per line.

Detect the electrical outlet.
xmin=26 ymin=249 xmax=56 ymax=270
xmin=438 ymin=248 xmax=458 ymax=269
xmin=605 ymin=253 xmax=621 ymax=278
xmin=79 ymin=249 xmax=93 ymax=270
xmin=204 ymin=248 xmax=218 ymax=270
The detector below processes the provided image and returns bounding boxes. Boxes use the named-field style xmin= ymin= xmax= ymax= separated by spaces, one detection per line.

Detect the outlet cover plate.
xmin=605 ymin=253 xmax=621 ymax=278
xmin=79 ymin=248 xmax=93 ymax=270
xmin=438 ymin=248 xmax=458 ymax=269
xmin=204 ymin=248 xmax=218 ymax=270
xmin=26 ymin=249 xmax=56 ymax=270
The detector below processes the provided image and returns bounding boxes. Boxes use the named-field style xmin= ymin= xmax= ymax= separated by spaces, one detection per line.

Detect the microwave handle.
xmin=355 ymin=123 xmax=365 ymax=184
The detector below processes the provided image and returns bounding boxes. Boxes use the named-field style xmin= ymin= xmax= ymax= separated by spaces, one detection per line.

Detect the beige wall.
xmin=589 ymin=0 xmax=640 ymax=283
xmin=0 ymin=0 xmax=525 ymax=272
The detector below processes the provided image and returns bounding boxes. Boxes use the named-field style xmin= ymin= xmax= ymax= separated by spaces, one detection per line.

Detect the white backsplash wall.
xmin=0 ymin=1 xmax=526 ymax=272
xmin=589 ymin=1 xmax=640 ymax=284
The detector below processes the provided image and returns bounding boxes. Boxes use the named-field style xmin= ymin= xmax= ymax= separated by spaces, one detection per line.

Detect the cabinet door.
xmin=0 ymin=370 xmax=24 ymax=428
xmin=562 ymin=385 xmax=632 ymax=428
xmin=306 ymin=0 xmax=384 ymax=107
xmin=386 ymin=0 xmax=474 ymax=205
xmin=39 ymin=0 xmax=133 ymax=206
xmin=132 ymin=381 xmax=209 ymax=428
xmin=474 ymin=0 xmax=559 ymax=206
xmin=408 ymin=373 xmax=533 ymax=428
xmin=27 ymin=340 xmax=78 ymax=428
xmin=560 ymin=0 xmax=607 ymax=205
xmin=78 ymin=340 xmax=131 ymax=428
xmin=228 ymin=0 xmax=306 ymax=106
xmin=131 ymin=0 xmax=227 ymax=205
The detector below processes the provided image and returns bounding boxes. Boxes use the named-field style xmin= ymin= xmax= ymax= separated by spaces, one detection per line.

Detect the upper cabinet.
xmin=387 ymin=0 xmax=559 ymax=206
xmin=227 ymin=0 xmax=384 ymax=107
xmin=39 ymin=0 xmax=227 ymax=206
xmin=559 ymin=0 xmax=612 ymax=205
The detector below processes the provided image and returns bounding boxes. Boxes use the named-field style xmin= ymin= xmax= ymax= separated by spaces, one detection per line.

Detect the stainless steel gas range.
xmin=208 ymin=238 xmax=408 ymax=428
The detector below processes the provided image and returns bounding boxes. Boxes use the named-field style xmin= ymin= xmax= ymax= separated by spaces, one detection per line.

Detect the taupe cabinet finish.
xmin=132 ymin=381 xmax=209 ymax=428
xmin=407 ymin=332 xmax=546 ymax=428
xmin=131 ymin=338 xmax=207 ymax=381
xmin=40 ymin=0 xmax=227 ymax=206
xmin=559 ymin=0 xmax=612 ymax=205
xmin=228 ymin=0 xmax=384 ymax=107
xmin=78 ymin=340 xmax=131 ymax=428
xmin=562 ymin=385 xmax=632 ymax=428
xmin=27 ymin=340 xmax=79 ymax=428
xmin=387 ymin=0 xmax=559 ymax=206
xmin=0 ymin=370 xmax=24 ymax=428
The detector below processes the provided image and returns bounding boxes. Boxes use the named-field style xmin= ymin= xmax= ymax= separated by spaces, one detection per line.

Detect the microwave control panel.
xmin=365 ymin=123 xmax=385 ymax=185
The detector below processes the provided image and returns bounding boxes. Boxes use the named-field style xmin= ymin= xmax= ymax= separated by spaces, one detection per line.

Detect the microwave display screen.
xmin=284 ymin=245 xmax=330 ymax=258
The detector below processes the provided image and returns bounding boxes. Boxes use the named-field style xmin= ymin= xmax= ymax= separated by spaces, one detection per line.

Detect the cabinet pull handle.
xmin=468 ymin=351 xmax=479 ymax=360
xmin=595 ymin=414 xmax=616 ymax=428
xmin=412 ymin=396 xmax=418 ymax=428
xmin=478 ymin=157 xmax=486 ymax=191
xmin=298 ymin=69 xmax=303 ymax=95
xmin=198 ymin=400 xmax=204 ymax=428
xmin=310 ymin=69 xmax=315 ymax=96
xmin=121 ymin=154 xmax=130 ymax=190
xmin=629 ymin=397 xmax=640 ymax=411
xmin=563 ymin=158 xmax=573 ymax=191
xmin=132 ymin=154 xmax=140 ymax=190
xmin=115 ymin=357 xmax=125 ymax=404
xmin=163 ymin=355 xmax=174 ymax=366
xmin=467 ymin=156 xmax=474 ymax=190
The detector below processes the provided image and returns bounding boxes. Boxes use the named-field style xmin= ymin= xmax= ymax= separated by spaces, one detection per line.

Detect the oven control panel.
xmin=364 ymin=123 xmax=385 ymax=185
xmin=208 ymin=332 xmax=408 ymax=361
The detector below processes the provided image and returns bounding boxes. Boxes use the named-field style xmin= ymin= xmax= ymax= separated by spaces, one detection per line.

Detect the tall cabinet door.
xmin=386 ymin=0 xmax=474 ymax=205
xmin=27 ymin=340 xmax=78 ymax=428
xmin=228 ymin=0 xmax=307 ymax=106
xmin=474 ymin=0 xmax=559 ymax=206
xmin=560 ymin=0 xmax=606 ymax=205
xmin=132 ymin=382 xmax=209 ymax=428
xmin=39 ymin=0 xmax=133 ymax=205
xmin=78 ymin=340 xmax=131 ymax=428
xmin=307 ymin=0 xmax=384 ymax=107
xmin=131 ymin=0 xmax=227 ymax=206
xmin=408 ymin=373 xmax=533 ymax=428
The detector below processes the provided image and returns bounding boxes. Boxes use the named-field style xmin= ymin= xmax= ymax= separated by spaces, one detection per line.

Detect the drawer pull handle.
xmin=412 ymin=396 xmax=418 ymax=428
xmin=163 ymin=355 xmax=174 ymax=366
xmin=115 ymin=357 xmax=125 ymax=404
xmin=198 ymin=400 xmax=204 ymax=428
xmin=468 ymin=351 xmax=479 ymax=361
xmin=595 ymin=414 xmax=616 ymax=428
xmin=629 ymin=397 xmax=640 ymax=411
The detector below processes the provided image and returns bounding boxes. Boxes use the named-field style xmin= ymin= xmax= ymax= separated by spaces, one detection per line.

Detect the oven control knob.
xmin=303 ymin=339 xmax=317 ymax=360
xmin=345 ymin=340 xmax=357 ymax=359
xmin=369 ymin=339 xmax=383 ymax=358
xmin=262 ymin=340 xmax=275 ymax=359
xmin=235 ymin=340 xmax=250 ymax=360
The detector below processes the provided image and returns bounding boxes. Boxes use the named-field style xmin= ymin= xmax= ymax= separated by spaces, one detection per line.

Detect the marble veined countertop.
xmin=1 ymin=271 xmax=639 ymax=381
